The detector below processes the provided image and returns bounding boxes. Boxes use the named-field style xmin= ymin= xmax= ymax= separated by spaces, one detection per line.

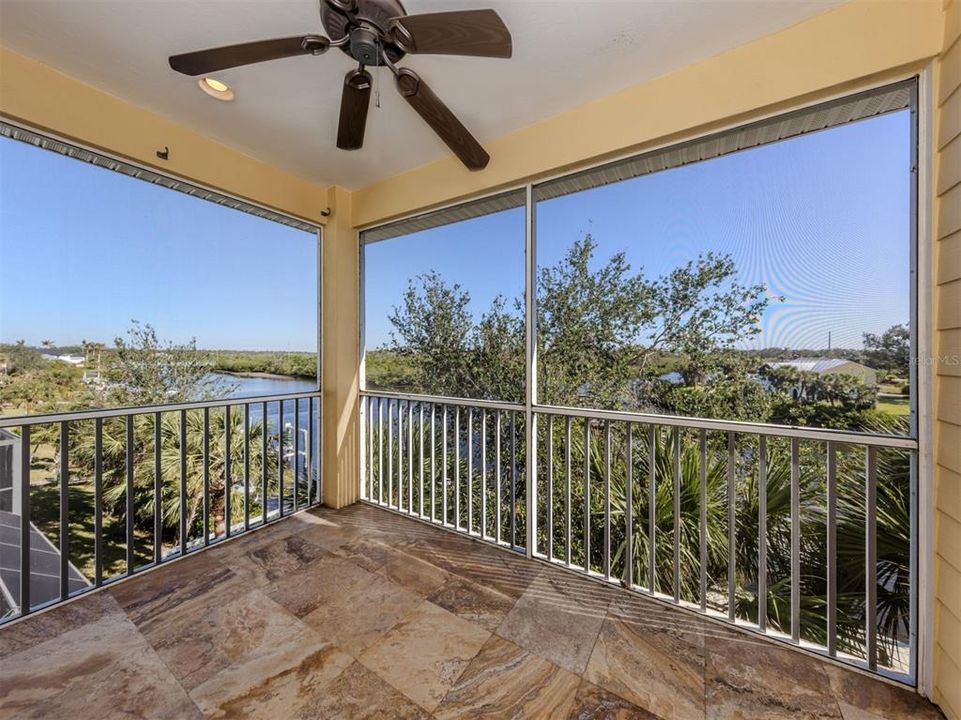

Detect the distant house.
xmin=767 ymin=357 xmax=877 ymax=386
xmin=40 ymin=353 xmax=85 ymax=366
xmin=763 ymin=357 xmax=877 ymax=401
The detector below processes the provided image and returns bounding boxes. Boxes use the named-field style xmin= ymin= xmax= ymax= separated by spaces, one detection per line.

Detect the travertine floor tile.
xmin=567 ymin=679 xmax=664 ymax=720
xmin=190 ymin=645 xmax=355 ymax=719
xmin=229 ymin=533 xmax=328 ymax=586
xmin=824 ymin=663 xmax=944 ymax=720
xmin=584 ymin=597 xmax=705 ymax=720
xmin=497 ymin=567 xmax=610 ymax=675
xmin=358 ymin=599 xmax=491 ymax=711
xmin=433 ymin=635 xmax=581 ymax=720
xmin=428 ymin=574 xmax=517 ymax=632
xmin=301 ymin=568 xmax=423 ymax=653
xmin=138 ymin=587 xmax=324 ymax=692
xmin=704 ymin=631 xmax=841 ymax=720
xmin=0 ymin=613 xmax=201 ymax=719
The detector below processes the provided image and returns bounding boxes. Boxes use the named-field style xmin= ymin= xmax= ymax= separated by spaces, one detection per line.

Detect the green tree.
xmin=862 ymin=323 xmax=910 ymax=377
xmin=104 ymin=321 xmax=228 ymax=406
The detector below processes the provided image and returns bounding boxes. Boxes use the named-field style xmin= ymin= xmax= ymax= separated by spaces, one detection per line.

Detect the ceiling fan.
xmin=168 ymin=0 xmax=512 ymax=171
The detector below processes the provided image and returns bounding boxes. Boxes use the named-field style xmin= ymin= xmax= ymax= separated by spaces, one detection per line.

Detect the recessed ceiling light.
xmin=198 ymin=77 xmax=234 ymax=101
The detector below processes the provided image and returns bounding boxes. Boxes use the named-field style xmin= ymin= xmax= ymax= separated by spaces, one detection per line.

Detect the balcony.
xmin=0 ymin=501 xmax=943 ymax=719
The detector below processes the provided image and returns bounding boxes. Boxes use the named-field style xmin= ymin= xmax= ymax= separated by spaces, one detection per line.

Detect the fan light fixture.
xmin=198 ymin=77 xmax=234 ymax=101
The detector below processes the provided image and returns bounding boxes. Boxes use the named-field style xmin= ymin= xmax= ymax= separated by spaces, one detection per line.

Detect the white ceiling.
xmin=0 ymin=0 xmax=845 ymax=189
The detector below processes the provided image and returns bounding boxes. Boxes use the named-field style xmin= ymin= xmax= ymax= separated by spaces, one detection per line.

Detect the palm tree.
xmin=70 ymin=407 xmax=281 ymax=551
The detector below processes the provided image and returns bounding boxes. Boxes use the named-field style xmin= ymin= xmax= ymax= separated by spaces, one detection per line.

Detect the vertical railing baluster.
xmin=430 ymin=404 xmax=436 ymax=521
xmin=398 ymin=401 xmax=404 ymax=512
xmin=60 ymin=422 xmax=71 ymax=596
xmin=604 ymin=420 xmax=611 ymax=581
xmin=154 ymin=412 xmax=162 ymax=565
xmin=292 ymin=399 xmax=299 ymax=513
xmin=468 ymin=408 xmax=474 ymax=533
xmin=546 ymin=415 xmax=554 ymax=561
xmin=442 ymin=405 xmax=449 ymax=526
xmin=278 ymin=401 xmax=285 ymax=517
xmin=727 ymin=432 xmax=736 ymax=622
xmin=673 ymin=429 xmax=681 ymax=603
xmin=419 ymin=404 xmax=425 ymax=518
xmin=367 ymin=397 xmax=374 ymax=502
xmin=124 ymin=416 xmax=134 ymax=576
xmin=307 ymin=398 xmax=314 ymax=508
xmin=408 ymin=401 xmax=414 ymax=515
xmin=648 ymin=425 xmax=656 ymax=594
xmin=565 ymin=416 xmax=572 ymax=566
xmin=203 ymin=407 xmax=211 ymax=540
xmin=180 ymin=410 xmax=188 ymax=553
xmin=455 ymin=406 xmax=461 ymax=529
xmin=866 ymin=445 xmax=878 ymax=670
xmin=388 ymin=400 xmax=395 ymax=509
xmin=481 ymin=409 xmax=487 ymax=537
xmin=244 ymin=404 xmax=251 ymax=530
xmin=261 ymin=402 xmax=268 ymax=524
xmin=699 ymin=429 xmax=707 ymax=611
xmin=584 ymin=418 xmax=591 ymax=573
xmin=758 ymin=435 xmax=768 ymax=632
xmin=94 ymin=419 xmax=103 ymax=586
xmin=496 ymin=411 xmax=502 ymax=543
xmin=19 ymin=425 xmax=31 ymax=615
xmin=790 ymin=437 xmax=801 ymax=643
xmin=625 ymin=423 xmax=633 ymax=588
xmin=225 ymin=405 xmax=233 ymax=535
xmin=827 ymin=441 xmax=837 ymax=656
xmin=511 ymin=411 xmax=517 ymax=549
xmin=378 ymin=398 xmax=384 ymax=504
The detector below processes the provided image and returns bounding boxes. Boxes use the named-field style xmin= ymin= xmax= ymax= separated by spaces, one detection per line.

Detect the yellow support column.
xmin=321 ymin=185 xmax=360 ymax=508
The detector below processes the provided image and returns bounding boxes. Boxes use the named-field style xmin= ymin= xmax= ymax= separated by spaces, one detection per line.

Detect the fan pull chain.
xmin=374 ymin=40 xmax=382 ymax=109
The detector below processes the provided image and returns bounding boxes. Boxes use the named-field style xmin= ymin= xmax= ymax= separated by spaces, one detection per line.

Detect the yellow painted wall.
xmin=0 ymin=46 xmax=328 ymax=225
xmin=321 ymin=186 xmax=360 ymax=509
xmin=352 ymin=0 xmax=943 ymax=228
xmin=935 ymin=0 xmax=961 ymax=716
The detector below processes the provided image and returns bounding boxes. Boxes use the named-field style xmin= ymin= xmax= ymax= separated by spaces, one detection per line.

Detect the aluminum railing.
xmin=0 ymin=391 xmax=321 ymax=624
xmin=360 ymin=390 xmax=918 ymax=684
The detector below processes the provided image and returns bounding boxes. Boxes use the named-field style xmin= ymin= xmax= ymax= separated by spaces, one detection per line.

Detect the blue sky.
xmin=365 ymin=110 xmax=911 ymax=350
xmin=1 ymin=110 xmax=910 ymax=354
xmin=0 ymin=137 xmax=318 ymax=351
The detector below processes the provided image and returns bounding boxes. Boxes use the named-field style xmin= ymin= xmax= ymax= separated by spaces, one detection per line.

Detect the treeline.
xmin=209 ymin=350 xmax=317 ymax=379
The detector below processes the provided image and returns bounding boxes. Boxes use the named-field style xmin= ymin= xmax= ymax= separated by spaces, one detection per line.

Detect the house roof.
xmin=767 ymin=357 xmax=873 ymax=374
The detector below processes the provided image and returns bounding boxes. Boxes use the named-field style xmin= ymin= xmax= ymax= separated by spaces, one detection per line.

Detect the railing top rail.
xmin=361 ymin=390 xmax=523 ymax=413
xmin=359 ymin=391 xmax=917 ymax=450
xmin=0 ymin=390 xmax=322 ymax=428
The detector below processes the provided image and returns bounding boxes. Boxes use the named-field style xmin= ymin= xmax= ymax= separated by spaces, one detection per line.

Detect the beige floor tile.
xmin=584 ymin=606 xmax=705 ymax=719
xmin=301 ymin=568 xmax=423 ymax=653
xmin=358 ymin=599 xmax=491 ymax=711
xmin=228 ymin=533 xmax=328 ymax=586
xmin=139 ymin=587 xmax=324 ymax=692
xmin=428 ymin=574 xmax=517 ymax=632
xmin=190 ymin=645 xmax=357 ymax=719
xmin=824 ymin=663 xmax=943 ymax=720
xmin=567 ymin=678 xmax=664 ymax=720
xmin=497 ymin=568 xmax=610 ymax=674
xmin=433 ymin=635 xmax=581 ymax=720
xmin=704 ymin=632 xmax=841 ymax=720
xmin=0 ymin=613 xmax=201 ymax=719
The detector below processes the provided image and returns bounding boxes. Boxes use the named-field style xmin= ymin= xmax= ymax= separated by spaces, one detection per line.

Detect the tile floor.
xmin=0 ymin=503 xmax=946 ymax=719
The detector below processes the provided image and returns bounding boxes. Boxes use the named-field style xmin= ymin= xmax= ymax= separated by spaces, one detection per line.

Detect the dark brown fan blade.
xmin=168 ymin=35 xmax=329 ymax=76
xmin=389 ymin=9 xmax=511 ymax=58
xmin=394 ymin=69 xmax=489 ymax=171
xmin=337 ymin=68 xmax=373 ymax=151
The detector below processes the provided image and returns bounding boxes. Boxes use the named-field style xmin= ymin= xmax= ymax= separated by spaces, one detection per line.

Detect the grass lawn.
xmin=877 ymin=395 xmax=910 ymax=416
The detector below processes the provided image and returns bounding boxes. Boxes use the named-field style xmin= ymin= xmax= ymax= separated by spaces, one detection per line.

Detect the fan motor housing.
xmin=321 ymin=0 xmax=407 ymax=65
xmin=349 ymin=27 xmax=381 ymax=66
